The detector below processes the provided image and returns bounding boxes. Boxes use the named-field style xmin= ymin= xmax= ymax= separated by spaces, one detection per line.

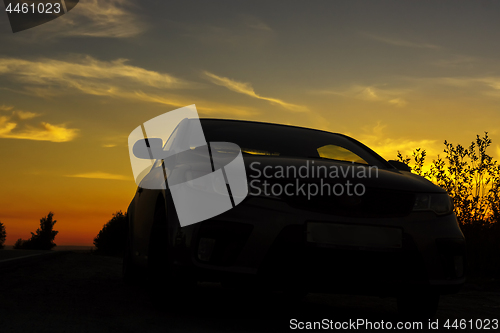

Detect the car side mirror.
xmin=133 ymin=138 xmax=165 ymax=160
xmin=388 ymin=160 xmax=412 ymax=172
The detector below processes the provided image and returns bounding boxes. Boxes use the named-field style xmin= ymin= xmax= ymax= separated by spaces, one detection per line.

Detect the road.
xmin=0 ymin=252 xmax=498 ymax=332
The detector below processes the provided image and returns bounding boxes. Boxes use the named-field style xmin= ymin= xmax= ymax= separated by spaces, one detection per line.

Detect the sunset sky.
xmin=1 ymin=0 xmax=500 ymax=246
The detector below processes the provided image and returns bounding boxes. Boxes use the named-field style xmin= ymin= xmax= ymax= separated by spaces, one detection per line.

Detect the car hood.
xmin=242 ymin=155 xmax=442 ymax=194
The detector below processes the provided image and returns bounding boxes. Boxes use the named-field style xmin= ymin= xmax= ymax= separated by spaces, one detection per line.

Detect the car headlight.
xmin=413 ymin=193 xmax=454 ymax=215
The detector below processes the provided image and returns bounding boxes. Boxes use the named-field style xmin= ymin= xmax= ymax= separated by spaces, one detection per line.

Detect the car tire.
xmin=123 ymin=240 xmax=142 ymax=285
xmin=123 ymin=217 xmax=142 ymax=285
xmin=397 ymin=289 xmax=440 ymax=318
xmin=281 ymin=289 xmax=308 ymax=306
xmin=147 ymin=196 xmax=196 ymax=303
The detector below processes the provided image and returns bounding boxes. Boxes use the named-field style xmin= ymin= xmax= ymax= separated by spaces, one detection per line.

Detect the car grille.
xmin=283 ymin=187 xmax=415 ymax=218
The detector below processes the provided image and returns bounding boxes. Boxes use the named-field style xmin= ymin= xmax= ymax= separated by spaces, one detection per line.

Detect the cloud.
xmin=0 ymin=116 xmax=79 ymax=142
xmin=0 ymin=105 xmax=14 ymax=111
xmin=477 ymin=77 xmax=500 ymax=91
xmin=433 ymin=55 xmax=479 ymax=68
xmin=65 ymin=172 xmax=130 ymax=181
xmin=0 ymin=56 xmax=185 ymax=91
xmin=364 ymin=33 xmax=441 ymax=49
xmin=0 ymin=56 xmax=261 ymax=118
xmin=388 ymin=98 xmax=408 ymax=107
xmin=0 ymin=116 xmax=16 ymax=135
xmin=14 ymin=111 xmax=41 ymax=120
xmin=21 ymin=0 xmax=146 ymax=39
xmin=243 ymin=16 xmax=273 ymax=32
xmin=170 ymin=16 xmax=275 ymax=48
xmin=203 ymin=71 xmax=308 ymax=112
xmin=316 ymin=85 xmax=408 ymax=107
xmin=131 ymin=91 xmax=259 ymax=117
xmin=403 ymin=76 xmax=500 ymax=97
xmin=99 ymin=133 xmax=129 ymax=148
xmin=0 ymin=105 xmax=76 ymax=142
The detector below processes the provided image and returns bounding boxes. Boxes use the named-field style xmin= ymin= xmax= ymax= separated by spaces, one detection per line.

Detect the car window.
xmin=317 ymin=145 xmax=368 ymax=164
xmin=240 ymin=148 xmax=280 ymax=156
xmin=200 ymin=119 xmax=391 ymax=168
xmin=163 ymin=125 xmax=179 ymax=152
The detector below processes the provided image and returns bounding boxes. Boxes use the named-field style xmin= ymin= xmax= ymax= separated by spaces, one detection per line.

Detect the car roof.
xmin=199 ymin=118 xmax=394 ymax=169
xmin=199 ymin=118 xmax=343 ymax=136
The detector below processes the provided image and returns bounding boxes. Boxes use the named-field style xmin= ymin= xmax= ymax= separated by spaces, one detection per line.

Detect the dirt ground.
xmin=0 ymin=252 xmax=498 ymax=333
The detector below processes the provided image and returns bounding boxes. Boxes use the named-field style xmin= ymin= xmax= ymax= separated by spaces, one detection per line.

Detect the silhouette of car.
xmin=124 ymin=119 xmax=465 ymax=317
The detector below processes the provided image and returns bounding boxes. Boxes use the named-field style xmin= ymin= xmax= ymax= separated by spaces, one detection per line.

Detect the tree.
xmin=13 ymin=212 xmax=59 ymax=250
xmin=13 ymin=238 xmax=24 ymax=249
xmin=0 ymin=221 xmax=6 ymax=249
xmin=93 ymin=211 xmax=128 ymax=256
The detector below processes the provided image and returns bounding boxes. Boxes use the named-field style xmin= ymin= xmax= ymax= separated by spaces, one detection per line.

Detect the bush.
xmin=397 ymin=133 xmax=500 ymax=225
xmin=93 ymin=211 xmax=128 ymax=256
xmin=397 ymin=133 xmax=500 ymax=276
xmin=13 ymin=212 xmax=59 ymax=250
xmin=0 ymin=221 xmax=6 ymax=249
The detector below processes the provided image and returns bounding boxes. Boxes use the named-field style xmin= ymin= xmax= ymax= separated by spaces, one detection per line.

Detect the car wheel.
xmin=283 ymin=288 xmax=308 ymax=302
xmin=147 ymin=197 xmax=196 ymax=302
xmin=123 ymin=216 xmax=141 ymax=285
xmin=123 ymin=237 xmax=141 ymax=285
xmin=397 ymin=289 xmax=440 ymax=318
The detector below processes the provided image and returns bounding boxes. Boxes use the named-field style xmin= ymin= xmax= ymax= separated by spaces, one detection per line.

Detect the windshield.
xmin=199 ymin=119 xmax=392 ymax=168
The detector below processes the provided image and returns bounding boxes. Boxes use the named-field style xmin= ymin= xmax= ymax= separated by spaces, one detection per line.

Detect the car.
xmin=124 ymin=118 xmax=466 ymax=318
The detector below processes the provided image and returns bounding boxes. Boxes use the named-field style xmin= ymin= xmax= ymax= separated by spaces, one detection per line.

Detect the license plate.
xmin=306 ymin=222 xmax=402 ymax=249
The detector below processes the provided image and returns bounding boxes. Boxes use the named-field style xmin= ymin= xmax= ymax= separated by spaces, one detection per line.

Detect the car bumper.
xmin=171 ymin=196 xmax=466 ymax=295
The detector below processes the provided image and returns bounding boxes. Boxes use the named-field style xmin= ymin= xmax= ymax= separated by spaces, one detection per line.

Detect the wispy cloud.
xmin=364 ymin=33 xmax=441 ymax=49
xmin=0 ymin=56 xmax=185 ymax=91
xmin=404 ymin=75 xmax=500 ymax=97
xmin=388 ymin=98 xmax=407 ymax=107
xmin=316 ymin=85 xmax=408 ymax=107
xmin=477 ymin=77 xmax=500 ymax=91
xmin=172 ymin=16 xmax=275 ymax=48
xmin=65 ymin=172 xmax=130 ymax=180
xmin=100 ymin=133 xmax=129 ymax=149
xmin=0 ymin=105 xmax=76 ymax=142
xmin=203 ymin=71 xmax=308 ymax=112
xmin=0 ymin=56 xmax=260 ymax=118
xmin=13 ymin=111 xmax=41 ymax=120
xmin=433 ymin=55 xmax=479 ymax=68
xmin=23 ymin=0 xmax=146 ymax=39
xmin=0 ymin=116 xmax=78 ymax=142
xmin=0 ymin=105 xmax=14 ymax=111
xmin=132 ymin=91 xmax=259 ymax=117
xmin=243 ymin=16 xmax=273 ymax=32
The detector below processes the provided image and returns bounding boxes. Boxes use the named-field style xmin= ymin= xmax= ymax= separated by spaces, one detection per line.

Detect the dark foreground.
xmin=0 ymin=252 xmax=498 ymax=333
